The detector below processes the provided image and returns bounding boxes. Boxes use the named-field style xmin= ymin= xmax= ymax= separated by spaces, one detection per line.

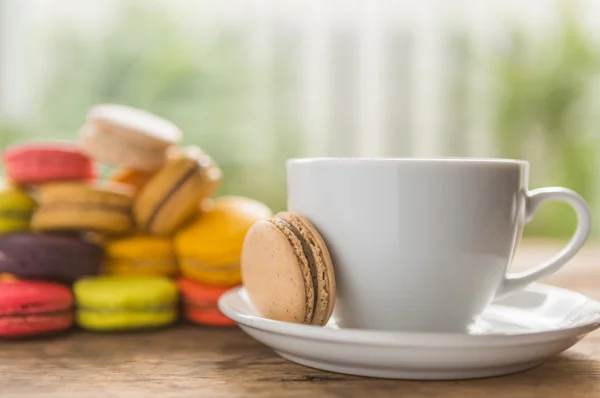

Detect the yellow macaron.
xmin=103 ymin=235 xmax=177 ymax=277
xmin=0 ymin=185 xmax=36 ymax=234
xmin=174 ymin=196 xmax=272 ymax=286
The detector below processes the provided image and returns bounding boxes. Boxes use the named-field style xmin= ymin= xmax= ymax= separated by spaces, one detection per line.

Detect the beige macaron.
xmin=241 ymin=212 xmax=335 ymax=326
xmin=133 ymin=146 xmax=221 ymax=235
xmin=31 ymin=181 xmax=134 ymax=234
xmin=80 ymin=104 xmax=182 ymax=171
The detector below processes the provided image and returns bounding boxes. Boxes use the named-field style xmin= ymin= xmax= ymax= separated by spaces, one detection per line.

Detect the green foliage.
xmin=492 ymin=10 xmax=599 ymax=238
xmin=12 ymin=4 xmax=299 ymax=212
xmin=3 ymin=3 xmax=597 ymax=235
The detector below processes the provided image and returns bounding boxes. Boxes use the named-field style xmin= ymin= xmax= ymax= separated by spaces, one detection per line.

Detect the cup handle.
xmin=495 ymin=187 xmax=592 ymax=299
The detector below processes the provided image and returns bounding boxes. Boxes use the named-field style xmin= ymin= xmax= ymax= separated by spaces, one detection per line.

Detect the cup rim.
xmin=286 ymin=157 xmax=529 ymax=167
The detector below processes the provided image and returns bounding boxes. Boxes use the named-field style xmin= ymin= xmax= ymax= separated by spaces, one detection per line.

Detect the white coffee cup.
xmin=286 ymin=158 xmax=591 ymax=333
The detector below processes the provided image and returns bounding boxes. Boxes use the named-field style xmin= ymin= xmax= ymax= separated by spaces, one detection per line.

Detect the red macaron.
xmin=3 ymin=142 xmax=96 ymax=185
xmin=0 ymin=280 xmax=74 ymax=338
xmin=177 ymin=278 xmax=236 ymax=327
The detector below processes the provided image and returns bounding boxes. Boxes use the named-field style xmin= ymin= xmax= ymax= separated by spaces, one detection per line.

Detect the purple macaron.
xmin=0 ymin=233 xmax=104 ymax=282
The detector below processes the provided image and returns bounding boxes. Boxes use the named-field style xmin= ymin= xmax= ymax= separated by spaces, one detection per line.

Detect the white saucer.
xmin=218 ymin=283 xmax=600 ymax=380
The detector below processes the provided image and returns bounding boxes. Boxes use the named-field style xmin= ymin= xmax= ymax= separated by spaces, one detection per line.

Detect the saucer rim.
xmin=218 ymin=283 xmax=600 ymax=348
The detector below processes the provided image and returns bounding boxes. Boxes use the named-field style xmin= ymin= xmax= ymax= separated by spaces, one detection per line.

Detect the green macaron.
xmin=74 ymin=276 xmax=178 ymax=331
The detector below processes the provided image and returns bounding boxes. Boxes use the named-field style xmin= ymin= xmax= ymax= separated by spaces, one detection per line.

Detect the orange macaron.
xmin=177 ymin=278 xmax=236 ymax=327
xmin=108 ymin=168 xmax=156 ymax=196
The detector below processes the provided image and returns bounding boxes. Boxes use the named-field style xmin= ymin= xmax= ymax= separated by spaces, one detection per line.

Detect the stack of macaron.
xmin=0 ymin=142 xmax=103 ymax=338
xmin=0 ymin=103 xmax=272 ymax=338
xmin=174 ymin=196 xmax=272 ymax=326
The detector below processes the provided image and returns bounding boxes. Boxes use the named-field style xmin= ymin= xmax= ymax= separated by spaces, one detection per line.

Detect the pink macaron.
xmin=0 ymin=280 xmax=74 ymax=338
xmin=3 ymin=142 xmax=96 ymax=185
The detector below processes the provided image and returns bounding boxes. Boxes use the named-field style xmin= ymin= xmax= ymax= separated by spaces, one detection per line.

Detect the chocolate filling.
xmin=145 ymin=162 xmax=200 ymax=231
xmin=272 ymin=218 xmax=319 ymax=323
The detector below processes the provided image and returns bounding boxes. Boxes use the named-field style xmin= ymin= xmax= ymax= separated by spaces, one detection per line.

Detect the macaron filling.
xmin=0 ymin=210 xmax=32 ymax=220
xmin=8 ymin=156 xmax=91 ymax=167
xmin=85 ymin=128 xmax=167 ymax=155
xmin=271 ymin=218 xmax=319 ymax=324
xmin=77 ymin=304 xmax=175 ymax=314
xmin=38 ymin=202 xmax=131 ymax=214
xmin=182 ymin=301 xmax=214 ymax=309
xmin=1 ymin=308 xmax=72 ymax=319
xmin=181 ymin=258 xmax=240 ymax=271
xmin=106 ymin=258 xmax=175 ymax=267
xmin=145 ymin=162 xmax=200 ymax=231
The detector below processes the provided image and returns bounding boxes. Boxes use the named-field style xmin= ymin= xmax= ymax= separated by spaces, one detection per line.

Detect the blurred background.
xmin=0 ymin=0 xmax=599 ymax=241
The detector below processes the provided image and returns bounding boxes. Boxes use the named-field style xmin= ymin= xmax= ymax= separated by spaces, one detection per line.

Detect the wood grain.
xmin=1 ymin=242 xmax=599 ymax=398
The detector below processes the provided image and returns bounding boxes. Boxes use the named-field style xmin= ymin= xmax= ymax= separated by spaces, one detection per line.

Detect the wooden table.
xmin=2 ymin=242 xmax=600 ymax=398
